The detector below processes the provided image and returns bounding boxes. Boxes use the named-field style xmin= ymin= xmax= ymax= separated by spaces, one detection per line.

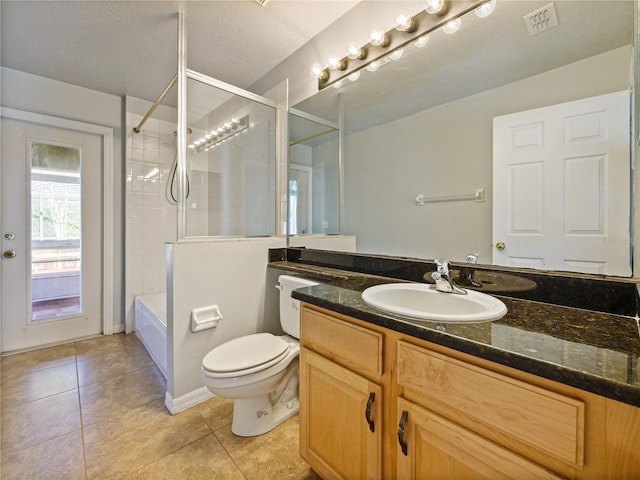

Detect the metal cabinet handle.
xmin=495 ymin=241 xmax=506 ymax=251
xmin=365 ymin=392 xmax=375 ymax=432
xmin=3 ymin=250 xmax=16 ymax=259
xmin=398 ymin=410 xmax=409 ymax=456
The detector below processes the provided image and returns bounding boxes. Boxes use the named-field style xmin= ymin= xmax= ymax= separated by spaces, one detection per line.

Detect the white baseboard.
xmin=165 ymin=387 xmax=215 ymax=415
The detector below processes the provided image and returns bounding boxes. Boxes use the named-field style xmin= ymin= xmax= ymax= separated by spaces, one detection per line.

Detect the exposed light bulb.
xmin=366 ymin=61 xmax=381 ymax=72
xmin=389 ymin=48 xmax=404 ymax=61
xmin=369 ymin=29 xmax=386 ymax=46
xmin=327 ymin=55 xmax=344 ymax=70
xmin=425 ymin=0 xmax=444 ymax=14
xmin=310 ymin=63 xmax=327 ymax=79
xmin=347 ymin=43 xmax=362 ymax=60
xmin=394 ymin=13 xmax=414 ymax=32
xmin=333 ymin=80 xmax=344 ymax=89
xmin=475 ymin=0 xmax=496 ymax=18
xmin=413 ymin=35 xmax=430 ymax=48
xmin=442 ymin=18 xmax=461 ymax=34
xmin=348 ymin=71 xmax=361 ymax=82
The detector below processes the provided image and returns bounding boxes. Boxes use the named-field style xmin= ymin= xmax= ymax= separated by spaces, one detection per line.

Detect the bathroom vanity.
xmin=298 ymin=304 xmax=639 ymax=479
xmin=268 ymin=248 xmax=640 ymax=479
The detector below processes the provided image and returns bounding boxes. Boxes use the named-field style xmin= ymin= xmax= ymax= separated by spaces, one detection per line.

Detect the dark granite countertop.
xmin=269 ymin=260 xmax=640 ymax=407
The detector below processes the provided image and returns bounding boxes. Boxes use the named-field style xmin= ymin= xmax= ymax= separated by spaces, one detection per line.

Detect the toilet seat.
xmin=202 ymin=333 xmax=291 ymax=379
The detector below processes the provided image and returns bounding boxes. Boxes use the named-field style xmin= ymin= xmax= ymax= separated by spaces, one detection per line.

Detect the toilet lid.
xmin=202 ymin=333 xmax=290 ymax=374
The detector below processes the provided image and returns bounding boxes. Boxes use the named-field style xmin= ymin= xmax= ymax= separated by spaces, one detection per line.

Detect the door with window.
xmin=1 ymin=118 xmax=103 ymax=352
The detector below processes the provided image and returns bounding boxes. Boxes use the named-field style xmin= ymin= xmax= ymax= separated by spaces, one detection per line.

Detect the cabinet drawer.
xmin=397 ymin=341 xmax=584 ymax=467
xmin=301 ymin=306 xmax=383 ymax=377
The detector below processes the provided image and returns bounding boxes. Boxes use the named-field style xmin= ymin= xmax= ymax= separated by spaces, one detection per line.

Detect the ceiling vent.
xmin=523 ymin=3 xmax=559 ymax=36
xmin=254 ymin=0 xmax=270 ymax=5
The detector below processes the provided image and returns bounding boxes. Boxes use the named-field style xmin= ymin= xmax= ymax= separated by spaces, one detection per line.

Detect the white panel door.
xmin=1 ymin=118 xmax=103 ymax=352
xmin=289 ymin=164 xmax=313 ymax=235
xmin=493 ymin=91 xmax=631 ymax=276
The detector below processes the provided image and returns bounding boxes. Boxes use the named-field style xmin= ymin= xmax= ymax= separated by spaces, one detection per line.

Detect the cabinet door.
xmin=300 ymin=347 xmax=382 ymax=480
xmin=396 ymin=398 xmax=563 ymax=480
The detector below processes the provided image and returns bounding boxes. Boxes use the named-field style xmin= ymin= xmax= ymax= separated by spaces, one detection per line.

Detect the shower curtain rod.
xmin=133 ymin=74 xmax=178 ymax=133
xmin=289 ymin=127 xmax=337 ymax=147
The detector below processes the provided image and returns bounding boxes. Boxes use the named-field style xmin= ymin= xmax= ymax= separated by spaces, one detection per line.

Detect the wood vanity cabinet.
xmin=299 ymin=306 xmax=385 ymax=479
xmin=299 ymin=304 xmax=640 ymax=480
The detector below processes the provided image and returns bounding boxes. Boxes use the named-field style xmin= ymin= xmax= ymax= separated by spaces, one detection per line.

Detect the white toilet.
xmin=201 ymin=275 xmax=318 ymax=437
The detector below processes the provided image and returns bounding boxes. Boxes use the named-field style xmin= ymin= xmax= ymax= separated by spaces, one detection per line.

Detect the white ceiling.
xmin=0 ymin=0 xmax=359 ymax=103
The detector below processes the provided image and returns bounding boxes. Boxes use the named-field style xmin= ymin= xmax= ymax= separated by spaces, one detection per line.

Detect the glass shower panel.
xmin=185 ymin=77 xmax=277 ymax=237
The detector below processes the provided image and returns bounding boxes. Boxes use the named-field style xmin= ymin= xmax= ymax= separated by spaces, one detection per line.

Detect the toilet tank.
xmin=277 ymin=275 xmax=319 ymax=339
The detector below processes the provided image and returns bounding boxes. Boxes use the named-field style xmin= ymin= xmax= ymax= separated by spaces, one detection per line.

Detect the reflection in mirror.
xmin=292 ymin=0 xmax=634 ymax=276
xmin=186 ymin=78 xmax=277 ymax=237
xmin=288 ymin=109 xmax=340 ymax=236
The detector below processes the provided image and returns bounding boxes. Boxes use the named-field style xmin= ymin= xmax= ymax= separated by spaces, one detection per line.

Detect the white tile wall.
xmin=125 ymin=113 xmax=178 ymax=331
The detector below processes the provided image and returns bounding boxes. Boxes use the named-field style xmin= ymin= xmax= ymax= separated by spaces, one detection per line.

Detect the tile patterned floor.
xmin=0 ymin=334 xmax=320 ymax=480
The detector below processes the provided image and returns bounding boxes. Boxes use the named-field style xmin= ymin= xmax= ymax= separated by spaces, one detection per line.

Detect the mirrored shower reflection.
xmin=185 ymin=78 xmax=277 ymax=237
xmin=288 ymin=112 xmax=340 ymax=236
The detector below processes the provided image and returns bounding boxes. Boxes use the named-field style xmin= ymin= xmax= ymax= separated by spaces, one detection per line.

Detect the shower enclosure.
xmin=124 ymin=13 xmax=284 ymax=387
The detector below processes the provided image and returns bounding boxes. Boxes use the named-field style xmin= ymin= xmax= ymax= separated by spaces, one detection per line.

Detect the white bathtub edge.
xmin=165 ymin=387 xmax=215 ymax=415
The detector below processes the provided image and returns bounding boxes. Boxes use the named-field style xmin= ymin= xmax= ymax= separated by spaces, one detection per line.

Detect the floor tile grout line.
xmin=74 ymin=342 xmax=90 ymax=480
xmin=211 ymin=425 xmax=250 ymax=480
xmin=125 ymin=428 xmax=217 ymax=478
xmin=0 ymin=385 xmax=80 ymax=408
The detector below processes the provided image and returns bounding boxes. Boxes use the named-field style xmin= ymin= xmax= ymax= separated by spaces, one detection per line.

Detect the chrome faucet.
xmin=431 ymin=259 xmax=467 ymax=295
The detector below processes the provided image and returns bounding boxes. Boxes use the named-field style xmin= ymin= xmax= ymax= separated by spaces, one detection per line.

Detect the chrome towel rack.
xmin=415 ymin=188 xmax=484 ymax=206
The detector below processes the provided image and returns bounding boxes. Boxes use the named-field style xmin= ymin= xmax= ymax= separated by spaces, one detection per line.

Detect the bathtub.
xmin=135 ymin=293 xmax=167 ymax=379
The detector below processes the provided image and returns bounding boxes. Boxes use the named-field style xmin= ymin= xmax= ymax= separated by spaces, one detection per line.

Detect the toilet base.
xmin=231 ymin=394 xmax=300 ymax=437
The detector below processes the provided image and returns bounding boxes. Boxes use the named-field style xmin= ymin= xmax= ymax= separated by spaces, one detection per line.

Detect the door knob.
xmin=495 ymin=241 xmax=506 ymax=251
xmin=3 ymin=250 xmax=16 ymax=259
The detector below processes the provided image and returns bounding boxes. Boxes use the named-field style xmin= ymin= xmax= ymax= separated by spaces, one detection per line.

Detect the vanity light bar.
xmin=189 ymin=115 xmax=250 ymax=153
xmin=317 ymin=0 xmax=491 ymax=90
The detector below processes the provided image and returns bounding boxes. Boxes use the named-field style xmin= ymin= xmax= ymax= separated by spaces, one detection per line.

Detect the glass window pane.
xmin=30 ymin=142 xmax=82 ymax=321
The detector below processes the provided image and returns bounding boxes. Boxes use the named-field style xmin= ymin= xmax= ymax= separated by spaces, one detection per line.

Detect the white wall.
xmin=343 ymin=46 xmax=632 ymax=262
xmin=1 ymin=66 xmax=125 ymax=331
xmin=166 ymin=237 xmax=286 ymax=412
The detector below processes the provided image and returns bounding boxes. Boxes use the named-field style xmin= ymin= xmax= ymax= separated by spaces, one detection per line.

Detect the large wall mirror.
xmin=288 ymin=109 xmax=341 ymax=236
xmin=291 ymin=0 xmax=635 ymax=277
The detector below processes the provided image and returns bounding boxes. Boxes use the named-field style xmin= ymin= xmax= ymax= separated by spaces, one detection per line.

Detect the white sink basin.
xmin=361 ymin=283 xmax=507 ymax=323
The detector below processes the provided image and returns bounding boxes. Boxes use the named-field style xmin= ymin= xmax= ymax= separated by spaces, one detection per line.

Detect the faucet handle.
xmin=434 ymin=259 xmax=451 ymax=275
xmin=464 ymin=253 xmax=479 ymax=264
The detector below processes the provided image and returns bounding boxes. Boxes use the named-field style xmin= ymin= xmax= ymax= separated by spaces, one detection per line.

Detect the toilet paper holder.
xmin=191 ymin=305 xmax=223 ymax=332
